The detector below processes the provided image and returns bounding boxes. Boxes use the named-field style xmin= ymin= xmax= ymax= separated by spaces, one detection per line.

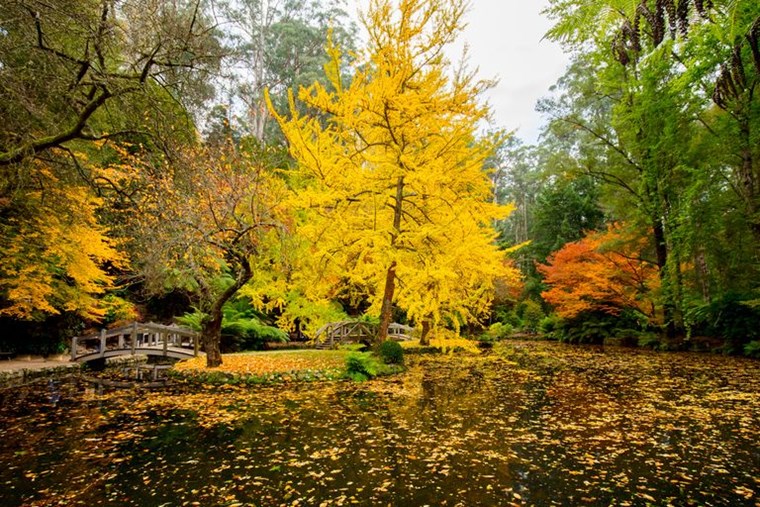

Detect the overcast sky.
xmin=351 ymin=1 xmax=570 ymax=144
xmin=455 ymin=1 xmax=569 ymax=143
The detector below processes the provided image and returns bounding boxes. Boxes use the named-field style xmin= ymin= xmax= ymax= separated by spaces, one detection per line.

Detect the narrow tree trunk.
xmin=377 ymin=261 xmax=397 ymax=344
xmin=419 ymin=319 xmax=432 ymax=346
xmin=376 ymin=176 xmax=405 ymax=344
xmin=739 ymin=121 xmax=760 ymax=245
xmin=653 ymin=218 xmax=677 ymax=338
xmin=201 ymin=258 xmax=252 ymax=368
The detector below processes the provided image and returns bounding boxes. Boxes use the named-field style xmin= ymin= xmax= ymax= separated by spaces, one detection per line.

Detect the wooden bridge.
xmin=312 ymin=321 xmax=414 ymax=349
xmin=71 ymin=322 xmax=200 ymax=363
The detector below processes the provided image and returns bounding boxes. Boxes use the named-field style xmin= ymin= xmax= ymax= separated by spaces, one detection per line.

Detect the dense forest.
xmin=1 ymin=0 xmax=759 ymax=362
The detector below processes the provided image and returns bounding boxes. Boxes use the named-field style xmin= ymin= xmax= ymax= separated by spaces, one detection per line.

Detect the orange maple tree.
xmin=538 ymin=224 xmax=659 ymax=321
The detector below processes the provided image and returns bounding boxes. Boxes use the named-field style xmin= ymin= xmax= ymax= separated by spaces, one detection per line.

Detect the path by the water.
xmin=0 ymin=355 xmax=74 ymax=373
xmin=0 ymin=356 xmax=80 ymax=385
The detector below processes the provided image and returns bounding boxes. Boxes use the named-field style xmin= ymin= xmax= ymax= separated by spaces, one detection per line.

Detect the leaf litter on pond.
xmin=0 ymin=341 xmax=758 ymax=506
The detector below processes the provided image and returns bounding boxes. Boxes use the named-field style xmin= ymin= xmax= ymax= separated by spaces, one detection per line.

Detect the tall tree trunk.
xmin=738 ymin=117 xmax=760 ymax=245
xmin=419 ymin=319 xmax=432 ymax=346
xmin=377 ymin=261 xmax=397 ymax=344
xmin=377 ymin=176 xmax=404 ymax=344
xmin=653 ymin=218 xmax=677 ymax=338
xmin=201 ymin=258 xmax=252 ymax=367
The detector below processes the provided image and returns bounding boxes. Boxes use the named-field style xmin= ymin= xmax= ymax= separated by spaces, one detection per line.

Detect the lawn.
xmin=172 ymin=348 xmax=351 ymax=383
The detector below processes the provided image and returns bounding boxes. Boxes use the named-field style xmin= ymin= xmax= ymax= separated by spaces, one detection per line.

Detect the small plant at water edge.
xmin=744 ymin=340 xmax=760 ymax=358
xmin=378 ymin=340 xmax=404 ymax=364
xmin=485 ymin=322 xmax=513 ymax=340
xmin=344 ymin=352 xmax=381 ymax=381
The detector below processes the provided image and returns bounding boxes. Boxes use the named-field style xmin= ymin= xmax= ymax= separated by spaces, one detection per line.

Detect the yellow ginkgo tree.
xmin=270 ymin=0 xmax=519 ymax=343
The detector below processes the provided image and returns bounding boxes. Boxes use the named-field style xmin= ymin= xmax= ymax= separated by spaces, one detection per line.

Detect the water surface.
xmin=1 ymin=341 xmax=758 ymax=506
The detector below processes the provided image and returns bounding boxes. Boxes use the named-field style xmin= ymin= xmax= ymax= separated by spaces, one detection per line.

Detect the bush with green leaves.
xmin=637 ymin=332 xmax=662 ymax=350
xmin=344 ymin=352 xmax=381 ymax=381
xmin=554 ymin=311 xmax=616 ymax=344
xmin=378 ymin=340 xmax=404 ymax=364
xmin=554 ymin=309 xmax=653 ymax=346
xmin=539 ymin=314 xmax=561 ymax=336
xmin=686 ymin=293 xmax=760 ymax=354
xmin=744 ymin=341 xmax=760 ymax=358
xmin=521 ymin=300 xmax=545 ymax=333
xmin=485 ymin=322 xmax=513 ymax=340
xmin=494 ymin=308 xmax=521 ymax=328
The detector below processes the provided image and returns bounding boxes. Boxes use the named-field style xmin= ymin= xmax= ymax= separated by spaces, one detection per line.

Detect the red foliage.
xmin=538 ymin=224 xmax=659 ymax=321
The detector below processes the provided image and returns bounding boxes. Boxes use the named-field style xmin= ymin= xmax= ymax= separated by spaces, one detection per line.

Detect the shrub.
xmin=345 ymin=352 xmax=381 ymax=381
xmin=378 ymin=340 xmax=404 ymax=364
xmin=338 ymin=343 xmax=367 ymax=352
xmin=637 ymin=332 xmax=661 ymax=350
xmin=539 ymin=314 xmax=561 ymax=335
xmin=743 ymin=341 xmax=760 ymax=358
xmin=555 ymin=311 xmax=614 ymax=344
xmin=522 ymin=300 xmax=545 ymax=333
xmin=494 ymin=308 xmax=521 ymax=328
xmin=177 ymin=299 xmax=287 ymax=352
xmin=485 ymin=322 xmax=513 ymax=340
xmin=686 ymin=293 xmax=760 ymax=352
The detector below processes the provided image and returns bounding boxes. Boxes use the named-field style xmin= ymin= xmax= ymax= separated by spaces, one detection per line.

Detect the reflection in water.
xmin=0 ymin=342 xmax=759 ymax=506
xmin=46 ymin=379 xmax=61 ymax=406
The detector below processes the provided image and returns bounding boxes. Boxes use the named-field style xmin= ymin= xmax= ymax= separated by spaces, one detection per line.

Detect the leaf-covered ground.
xmin=1 ymin=341 xmax=758 ymax=506
xmin=173 ymin=349 xmax=350 ymax=383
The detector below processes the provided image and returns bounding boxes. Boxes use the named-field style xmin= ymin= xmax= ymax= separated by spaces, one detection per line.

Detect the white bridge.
xmin=312 ymin=321 xmax=414 ymax=349
xmin=71 ymin=322 xmax=200 ymax=363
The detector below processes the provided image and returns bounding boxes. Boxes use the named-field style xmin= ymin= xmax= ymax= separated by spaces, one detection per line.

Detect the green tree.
xmin=542 ymin=2 xmax=720 ymax=335
xmin=212 ymin=0 xmax=356 ymax=143
xmin=530 ymin=174 xmax=605 ymax=263
xmin=0 ymin=0 xmax=223 ymax=321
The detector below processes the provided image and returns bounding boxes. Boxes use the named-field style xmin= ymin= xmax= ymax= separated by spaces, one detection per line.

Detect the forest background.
xmin=1 ymin=0 xmax=760 ymax=360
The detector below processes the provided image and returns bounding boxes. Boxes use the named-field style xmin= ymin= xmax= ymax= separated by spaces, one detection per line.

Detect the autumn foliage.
xmin=270 ymin=0 xmax=519 ymax=340
xmin=0 ymin=155 xmax=129 ymax=320
xmin=538 ymin=224 xmax=659 ymax=321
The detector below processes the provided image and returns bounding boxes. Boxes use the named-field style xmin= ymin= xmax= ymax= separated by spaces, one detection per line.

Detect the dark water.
xmin=1 ymin=341 xmax=758 ymax=506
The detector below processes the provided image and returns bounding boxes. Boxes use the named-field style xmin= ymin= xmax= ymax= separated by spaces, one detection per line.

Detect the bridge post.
xmin=71 ymin=337 xmax=78 ymax=361
xmin=131 ymin=322 xmax=137 ymax=355
xmin=163 ymin=331 xmax=168 ymax=356
xmin=99 ymin=329 xmax=106 ymax=358
xmin=194 ymin=332 xmax=199 ymax=356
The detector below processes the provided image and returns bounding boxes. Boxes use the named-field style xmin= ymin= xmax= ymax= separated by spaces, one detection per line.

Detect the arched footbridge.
xmin=312 ymin=321 xmax=414 ymax=349
xmin=71 ymin=322 xmax=200 ymax=363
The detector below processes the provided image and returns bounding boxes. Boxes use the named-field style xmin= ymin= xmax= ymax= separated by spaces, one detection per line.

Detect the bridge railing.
xmin=312 ymin=321 xmax=414 ymax=348
xmin=387 ymin=323 xmax=414 ymax=341
xmin=71 ymin=322 xmax=199 ymax=361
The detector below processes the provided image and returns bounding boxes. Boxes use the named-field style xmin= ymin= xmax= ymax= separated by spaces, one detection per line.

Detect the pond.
xmin=1 ymin=341 xmax=758 ymax=506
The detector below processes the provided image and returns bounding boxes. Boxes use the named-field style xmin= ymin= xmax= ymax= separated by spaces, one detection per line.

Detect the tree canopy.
xmin=271 ymin=0 xmax=517 ymax=343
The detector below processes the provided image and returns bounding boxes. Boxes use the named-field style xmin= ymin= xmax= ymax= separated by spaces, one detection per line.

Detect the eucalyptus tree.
xmin=491 ymin=137 xmax=541 ymax=250
xmin=210 ymin=0 xmax=356 ymax=143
